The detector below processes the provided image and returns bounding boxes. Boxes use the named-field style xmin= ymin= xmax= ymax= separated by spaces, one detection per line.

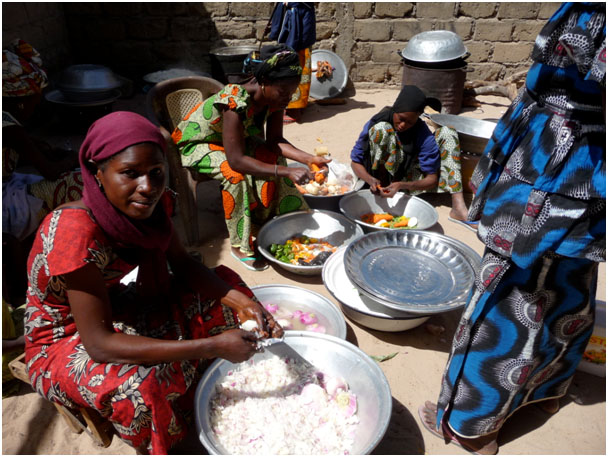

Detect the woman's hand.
xmin=368 ymin=177 xmax=383 ymax=194
xmin=308 ymin=155 xmax=331 ymax=172
xmin=377 ymin=182 xmax=402 ymax=198
xmin=286 ymin=166 xmax=313 ymax=185
xmin=209 ymin=329 xmax=259 ymax=363
xmin=224 ymin=289 xmax=284 ymax=338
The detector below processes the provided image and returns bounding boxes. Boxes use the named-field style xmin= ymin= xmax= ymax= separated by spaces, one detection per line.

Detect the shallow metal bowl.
xmin=195 ymin=332 xmax=392 ymax=455
xmin=323 ymin=248 xmax=431 ymax=332
xmin=401 ymin=30 xmax=468 ymax=63
xmin=251 ymin=284 xmax=347 ymax=339
xmin=339 ymin=189 xmax=439 ymax=233
xmin=57 ymin=64 xmax=122 ymax=102
xmin=257 ymin=210 xmax=364 ymax=275
xmin=428 ymin=113 xmax=497 ymax=154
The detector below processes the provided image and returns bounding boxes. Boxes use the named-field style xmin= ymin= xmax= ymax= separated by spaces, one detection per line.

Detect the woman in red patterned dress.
xmin=23 ymin=111 xmax=282 ymax=454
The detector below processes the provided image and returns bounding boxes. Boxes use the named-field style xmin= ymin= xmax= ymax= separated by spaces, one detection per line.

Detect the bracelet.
xmin=274 ymin=164 xmax=278 ymax=177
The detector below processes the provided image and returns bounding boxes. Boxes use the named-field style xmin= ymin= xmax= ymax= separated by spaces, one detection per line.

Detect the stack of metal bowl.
xmin=323 ymin=230 xmax=481 ymax=332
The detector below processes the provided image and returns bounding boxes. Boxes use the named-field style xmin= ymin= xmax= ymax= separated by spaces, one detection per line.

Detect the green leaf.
xmin=370 ymin=352 xmax=398 ymax=363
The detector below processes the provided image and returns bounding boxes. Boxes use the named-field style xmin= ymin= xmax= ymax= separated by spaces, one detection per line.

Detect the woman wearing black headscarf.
xmin=350 ymin=85 xmax=473 ymax=227
xmin=174 ymin=45 xmax=329 ymax=270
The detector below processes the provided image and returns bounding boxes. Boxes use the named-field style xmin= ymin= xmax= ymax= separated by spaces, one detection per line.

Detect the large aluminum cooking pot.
xmin=56 ymin=64 xmax=122 ymax=102
xmin=400 ymin=30 xmax=469 ymax=63
xmin=209 ymin=45 xmax=258 ymax=84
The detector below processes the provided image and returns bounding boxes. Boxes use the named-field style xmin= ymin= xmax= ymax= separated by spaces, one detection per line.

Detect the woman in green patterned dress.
xmin=173 ymin=45 xmax=329 ymax=270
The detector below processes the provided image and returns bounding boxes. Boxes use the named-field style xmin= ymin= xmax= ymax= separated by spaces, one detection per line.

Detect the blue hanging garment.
xmin=268 ymin=2 xmax=316 ymax=51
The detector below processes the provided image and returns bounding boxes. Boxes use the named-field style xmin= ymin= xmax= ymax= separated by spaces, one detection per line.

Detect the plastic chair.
xmin=146 ymin=76 xmax=224 ymax=246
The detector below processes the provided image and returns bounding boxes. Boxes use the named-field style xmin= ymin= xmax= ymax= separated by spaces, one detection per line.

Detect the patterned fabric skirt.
xmin=468 ymin=89 xmax=605 ymax=268
xmin=287 ymin=48 xmax=311 ymax=110
xmin=435 ymin=251 xmax=598 ymax=438
xmin=192 ymin=139 xmax=308 ymax=255
xmin=368 ymin=123 xmax=463 ymax=195
xmin=25 ymin=266 xmax=248 ymax=454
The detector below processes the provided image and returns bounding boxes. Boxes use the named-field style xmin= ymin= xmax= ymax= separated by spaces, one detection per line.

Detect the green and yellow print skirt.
xmin=182 ymin=139 xmax=308 ymax=255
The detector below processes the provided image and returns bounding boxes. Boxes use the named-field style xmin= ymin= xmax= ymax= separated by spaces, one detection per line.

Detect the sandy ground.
xmin=2 ymin=89 xmax=605 ymax=455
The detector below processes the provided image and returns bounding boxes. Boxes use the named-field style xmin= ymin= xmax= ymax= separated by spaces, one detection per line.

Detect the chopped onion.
xmin=209 ymin=355 xmax=359 ymax=454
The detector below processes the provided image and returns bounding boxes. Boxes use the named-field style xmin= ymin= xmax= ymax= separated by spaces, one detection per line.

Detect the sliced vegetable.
xmin=370 ymin=352 xmax=398 ymax=363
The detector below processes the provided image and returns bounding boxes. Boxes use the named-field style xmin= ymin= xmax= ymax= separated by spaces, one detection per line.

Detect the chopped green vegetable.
xmin=370 ymin=352 xmax=398 ymax=363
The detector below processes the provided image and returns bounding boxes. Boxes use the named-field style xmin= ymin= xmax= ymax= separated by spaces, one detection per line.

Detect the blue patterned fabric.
xmin=435 ymin=2 xmax=605 ymax=438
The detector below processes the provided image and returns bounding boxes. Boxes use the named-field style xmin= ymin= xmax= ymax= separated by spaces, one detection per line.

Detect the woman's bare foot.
xmin=449 ymin=192 xmax=470 ymax=221
xmin=419 ymin=401 xmax=499 ymax=455
xmin=537 ymin=398 xmax=560 ymax=414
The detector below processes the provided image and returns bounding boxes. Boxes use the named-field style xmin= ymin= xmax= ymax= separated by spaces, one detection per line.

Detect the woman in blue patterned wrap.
xmin=419 ymin=3 xmax=605 ymax=454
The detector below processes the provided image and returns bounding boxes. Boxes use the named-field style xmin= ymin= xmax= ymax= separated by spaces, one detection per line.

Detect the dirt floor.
xmin=2 ymin=88 xmax=605 ymax=455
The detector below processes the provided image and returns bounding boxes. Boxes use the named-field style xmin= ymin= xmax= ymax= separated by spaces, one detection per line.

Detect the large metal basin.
xmin=428 ymin=113 xmax=497 ymax=154
xmin=257 ymin=210 xmax=364 ymax=275
xmin=339 ymin=189 xmax=439 ymax=233
xmin=251 ymin=284 xmax=347 ymax=339
xmin=194 ymin=332 xmax=392 ymax=454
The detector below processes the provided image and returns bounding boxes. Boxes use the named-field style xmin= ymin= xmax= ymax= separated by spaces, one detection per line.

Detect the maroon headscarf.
xmin=79 ymin=111 xmax=173 ymax=251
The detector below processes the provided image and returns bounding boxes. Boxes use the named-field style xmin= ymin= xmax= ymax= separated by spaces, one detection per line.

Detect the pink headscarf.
xmin=79 ymin=111 xmax=173 ymax=251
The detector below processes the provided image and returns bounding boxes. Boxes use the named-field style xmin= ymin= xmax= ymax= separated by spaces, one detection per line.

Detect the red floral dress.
xmin=24 ymin=207 xmax=250 ymax=454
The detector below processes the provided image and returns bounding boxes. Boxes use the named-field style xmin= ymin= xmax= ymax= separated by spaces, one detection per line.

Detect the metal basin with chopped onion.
xmin=195 ymin=332 xmax=392 ymax=455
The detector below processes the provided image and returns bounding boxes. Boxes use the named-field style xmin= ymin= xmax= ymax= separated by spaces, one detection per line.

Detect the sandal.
xmin=536 ymin=398 xmax=560 ymax=414
xmin=283 ymin=114 xmax=297 ymax=125
xmin=418 ymin=402 xmax=498 ymax=455
xmin=448 ymin=217 xmax=479 ymax=232
xmin=231 ymin=248 xmax=269 ymax=271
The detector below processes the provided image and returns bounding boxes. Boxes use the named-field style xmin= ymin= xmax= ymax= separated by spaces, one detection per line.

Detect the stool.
xmin=8 ymin=353 xmax=114 ymax=447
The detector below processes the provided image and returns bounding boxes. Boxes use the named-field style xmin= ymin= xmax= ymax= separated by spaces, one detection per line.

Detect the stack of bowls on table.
xmin=324 ymin=197 xmax=481 ymax=331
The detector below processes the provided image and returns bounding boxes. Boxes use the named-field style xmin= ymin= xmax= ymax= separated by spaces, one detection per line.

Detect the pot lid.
xmin=57 ymin=64 xmax=121 ymax=93
xmin=401 ymin=30 xmax=468 ymax=63
xmin=209 ymin=45 xmax=258 ymax=56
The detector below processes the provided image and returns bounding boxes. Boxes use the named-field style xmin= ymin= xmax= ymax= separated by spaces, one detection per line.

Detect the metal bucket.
xmin=399 ymin=54 xmax=466 ymax=114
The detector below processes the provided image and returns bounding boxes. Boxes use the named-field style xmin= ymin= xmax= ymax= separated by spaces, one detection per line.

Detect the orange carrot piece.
xmin=393 ymin=219 xmax=409 ymax=228
xmin=372 ymin=213 xmax=394 ymax=224
xmin=310 ymin=163 xmax=321 ymax=172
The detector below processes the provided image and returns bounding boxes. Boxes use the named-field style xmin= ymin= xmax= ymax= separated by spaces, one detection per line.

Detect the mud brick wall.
xmin=2 ymin=2 xmax=561 ymax=86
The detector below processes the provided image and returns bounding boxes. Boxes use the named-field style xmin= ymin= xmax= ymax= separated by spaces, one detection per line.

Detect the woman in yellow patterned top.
xmin=173 ymin=44 xmax=329 ymax=270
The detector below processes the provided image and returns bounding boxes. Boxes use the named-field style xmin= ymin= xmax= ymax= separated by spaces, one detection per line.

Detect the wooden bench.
xmin=8 ymin=353 xmax=114 ymax=447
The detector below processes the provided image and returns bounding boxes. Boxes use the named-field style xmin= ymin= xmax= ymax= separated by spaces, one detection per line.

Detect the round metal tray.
xmin=343 ymin=231 xmax=477 ymax=314
xmin=310 ymin=49 xmax=348 ymax=100
xmin=323 ymin=248 xmax=431 ymax=332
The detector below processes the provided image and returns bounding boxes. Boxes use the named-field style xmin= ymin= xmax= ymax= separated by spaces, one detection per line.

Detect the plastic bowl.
xmin=194 ymin=332 xmax=392 ymax=455
xmin=257 ymin=210 xmax=364 ymax=276
xmin=339 ymin=189 xmax=439 ymax=233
